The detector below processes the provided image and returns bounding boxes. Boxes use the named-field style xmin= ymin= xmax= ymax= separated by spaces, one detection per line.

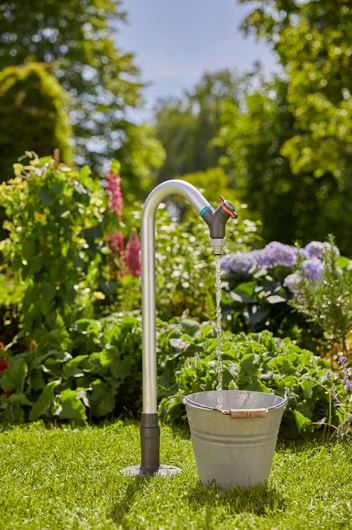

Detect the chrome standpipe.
xmin=121 ymin=180 xmax=236 ymax=477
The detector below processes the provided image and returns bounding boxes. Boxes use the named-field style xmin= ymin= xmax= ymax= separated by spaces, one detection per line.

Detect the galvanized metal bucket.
xmin=181 ymin=389 xmax=288 ymax=489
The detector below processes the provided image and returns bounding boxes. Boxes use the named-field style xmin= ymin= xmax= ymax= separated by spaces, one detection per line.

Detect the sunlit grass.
xmin=1 ymin=422 xmax=351 ymax=529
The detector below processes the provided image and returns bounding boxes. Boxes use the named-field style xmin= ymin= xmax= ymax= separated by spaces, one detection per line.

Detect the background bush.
xmin=0 ymin=63 xmax=72 ymax=183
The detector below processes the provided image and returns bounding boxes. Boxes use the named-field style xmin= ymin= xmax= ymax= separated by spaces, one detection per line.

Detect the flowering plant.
xmin=220 ymin=238 xmax=346 ymax=352
xmin=290 ymin=236 xmax=352 ymax=355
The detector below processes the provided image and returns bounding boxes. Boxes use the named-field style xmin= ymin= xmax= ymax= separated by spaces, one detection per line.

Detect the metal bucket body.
xmin=185 ymin=389 xmax=285 ymax=489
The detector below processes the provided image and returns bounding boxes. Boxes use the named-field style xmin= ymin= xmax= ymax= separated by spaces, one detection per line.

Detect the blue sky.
xmin=119 ymin=0 xmax=278 ymax=111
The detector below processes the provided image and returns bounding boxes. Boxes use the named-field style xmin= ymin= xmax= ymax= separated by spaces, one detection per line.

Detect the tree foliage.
xmin=216 ymin=78 xmax=350 ymax=247
xmin=240 ymin=0 xmax=352 ymax=179
xmin=0 ymin=63 xmax=72 ymax=182
xmin=216 ymin=0 xmax=352 ymax=254
xmin=155 ymin=70 xmax=243 ymax=181
xmin=0 ymin=0 xmax=164 ymax=195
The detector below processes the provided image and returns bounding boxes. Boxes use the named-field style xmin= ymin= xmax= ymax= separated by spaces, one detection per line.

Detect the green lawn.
xmin=0 ymin=422 xmax=351 ymax=530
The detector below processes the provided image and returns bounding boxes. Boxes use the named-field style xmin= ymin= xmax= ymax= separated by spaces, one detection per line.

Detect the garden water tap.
xmin=200 ymin=196 xmax=238 ymax=256
xmin=121 ymin=180 xmax=237 ymax=478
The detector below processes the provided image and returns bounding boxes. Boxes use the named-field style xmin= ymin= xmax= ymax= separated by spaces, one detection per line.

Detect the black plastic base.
xmin=120 ymin=412 xmax=181 ymax=477
xmin=141 ymin=412 xmax=160 ymax=474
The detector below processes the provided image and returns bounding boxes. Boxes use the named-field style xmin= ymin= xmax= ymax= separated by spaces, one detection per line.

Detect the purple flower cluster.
xmin=302 ymin=257 xmax=324 ymax=282
xmin=339 ymin=356 xmax=352 ymax=396
xmin=220 ymin=242 xmax=297 ymax=274
xmin=305 ymin=241 xmax=340 ymax=259
xmin=220 ymin=251 xmax=257 ymax=274
xmin=256 ymin=241 xmax=297 ymax=267
xmin=220 ymin=239 xmax=340 ymax=292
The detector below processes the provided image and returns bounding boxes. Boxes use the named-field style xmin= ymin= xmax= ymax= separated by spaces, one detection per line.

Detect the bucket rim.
xmin=180 ymin=388 xmax=289 ymax=418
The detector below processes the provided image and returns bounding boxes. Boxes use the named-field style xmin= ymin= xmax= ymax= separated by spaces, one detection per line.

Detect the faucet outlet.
xmin=210 ymin=238 xmax=226 ymax=256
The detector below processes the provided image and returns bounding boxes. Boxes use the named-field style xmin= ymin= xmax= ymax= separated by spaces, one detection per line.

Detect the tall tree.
xmin=217 ymin=78 xmax=344 ymax=247
xmin=0 ymin=0 xmax=164 ymax=194
xmin=215 ymin=0 xmax=352 ymax=253
xmin=240 ymin=0 xmax=352 ymax=181
xmin=154 ymin=70 xmax=243 ymax=182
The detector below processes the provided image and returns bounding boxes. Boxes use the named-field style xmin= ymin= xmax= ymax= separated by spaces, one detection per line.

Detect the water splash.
xmin=215 ymin=256 xmax=223 ymax=408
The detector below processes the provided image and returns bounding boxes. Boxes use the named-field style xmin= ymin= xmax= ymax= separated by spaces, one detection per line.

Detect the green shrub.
xmin=159 ymin=323 xmax=340 ymax=438
xmin=0 ymin=154 xmax=113 ymax=344
xmin=0 ymin=63 xmax=72 ymax=183
xmin=0 ymin=311 xmax=344 ymax=436
xmin=0 ymin=313 xmax=142 ymax=425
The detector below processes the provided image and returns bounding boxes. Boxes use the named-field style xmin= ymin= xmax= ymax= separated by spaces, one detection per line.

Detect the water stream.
xmin=215 ymin=256 xmax=223 ymax=408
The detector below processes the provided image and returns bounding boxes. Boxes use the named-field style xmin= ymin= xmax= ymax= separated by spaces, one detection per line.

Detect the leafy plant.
xmin=0 ymin=154 xmax=110 ymax=343
xmin=153 ymin=203 xmax=260 ymax=321
xmin=159 ymin=322 xmax=341 ymax=438
xmin=290 ymin=236 xmax=352 ymax=354
xmin=0 ymin=313 xmax=143 ymax=425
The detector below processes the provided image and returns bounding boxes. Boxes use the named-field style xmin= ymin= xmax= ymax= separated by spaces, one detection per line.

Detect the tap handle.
xmin=218 ymin=196 xmax=238 ymax=219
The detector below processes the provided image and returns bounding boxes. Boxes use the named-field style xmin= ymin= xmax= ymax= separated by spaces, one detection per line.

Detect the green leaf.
xmin=336 ymin=256 xmax=350 ymax=270
xmin=79 ymin=165 xmax=91 ymax=179
xmin=39 ymin=188 xmax=56 ymax=206
xmin=169 ymin=338 xmax=191 ymax=352
xmin=58 ymin=389 xmax=87 ymax=424
xmin=38 ymin=156 xmax=53 ymax=168
xmin=301 ymin=378 xmax=314 ymax=399
xmin=266 ymin=295 xmax=287 ymax=304
xmin=293 ymin=410 xmax=311 ymax=433
xmin=247 ymin=380 xmax=269 ymax=393
xmin=50 ymin=182 xmax=63 ymax=196
xmin=111 ymin=159 xmax=121 ymax=174
xmin=40 ymin=282 xmax=57 ymax=303
xmin=0 ymin=357 xmax=27 ymax=392
xmin=28 ymin=255 xmax=44 ymax=275
xmin=89 ymin=379 xmax=116 ymax=417
xmin=62 ymin=355 xmax=89 ymax=379
xmin=22 ymin=240 xmax=37 ymax=260
xmin=73 ymin=319 xmax=103 ymax=336
xmin=30 ymin=371 xmax=45 ymax=391
xmin=181 ymin=319 xmax=200 ymax=336
xmin=99 ymin=279 xmax=117 ymax=295
xmin=232 ymin=281 xmax=256 ymax=303
xmin=249 ymin=307 xmax=270 ymax=326
xmin=240 ymin=353 xmax=261 ymax=376
xmin=29 ymin=381 xmax=60 ymax=421
xmin=8 ymin=393 xmax=32 ymax=406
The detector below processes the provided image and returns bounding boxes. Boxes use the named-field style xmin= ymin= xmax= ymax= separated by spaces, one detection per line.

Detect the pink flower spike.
xmin=126 ymin=232 xmax=141 ymax=277
xmin=106 ymin=170 xmax=123 ymax=221
xmin=108 ymin=231 xmax=126 ymax=277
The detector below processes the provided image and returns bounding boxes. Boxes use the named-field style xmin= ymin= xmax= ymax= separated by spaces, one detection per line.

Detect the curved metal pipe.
xmin=141 ymin=180 xmax=212 ymax=414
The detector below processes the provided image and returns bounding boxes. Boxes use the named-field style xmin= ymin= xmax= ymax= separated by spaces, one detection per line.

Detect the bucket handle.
xmin=179 ymin=388 xmax=290 ymax=419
